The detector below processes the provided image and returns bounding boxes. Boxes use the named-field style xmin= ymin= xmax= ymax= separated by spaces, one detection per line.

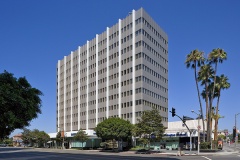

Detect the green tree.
xmin=56 ymin=131 xmax=62 ymax=142
xmin=74 ymin=129 xmax=88 ymax=150
xmin=217 ymin=134 xmax=226 ymax=140
xmin=22 ymin=129 xmax=49 ymax=147
xmin=0 ymin=71 xmax=43 ymax=140
xmin=185 ymin=49 xmax=206 ymax=141
xmin=22 ymin=128 xmax=32 ymax=145
xmin=2 ymin=138 xmax=13 ymax=145
xmin=95 ymin=117 xmax=133 ymax=150
xmin=133 ymin=108 xmax=165 ymax=148
xmin=34 ymin=130 xmax=50 ymax=147
xmin=55 ymin=131 xmax=63 ymax=148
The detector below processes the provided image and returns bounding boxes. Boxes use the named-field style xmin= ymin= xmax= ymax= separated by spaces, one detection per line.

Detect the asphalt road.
xmin=0 ymin=146 xmax=240 ymax=160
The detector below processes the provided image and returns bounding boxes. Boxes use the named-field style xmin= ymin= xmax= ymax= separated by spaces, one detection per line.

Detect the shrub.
xmin=200 ymin=142 xmax=211 ymax=149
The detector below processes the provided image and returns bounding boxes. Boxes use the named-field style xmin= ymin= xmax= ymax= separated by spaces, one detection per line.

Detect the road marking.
xmin=201 ymin=156 xmax=212 ymax=160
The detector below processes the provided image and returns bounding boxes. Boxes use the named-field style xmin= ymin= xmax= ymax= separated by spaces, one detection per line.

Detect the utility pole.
xmin=170 ymin=108 xmax=193 ymax=154
xmin=58 ymin=126 xmax=65 ymax=149
xmin=235 ymin=113 xmax=240 ymax=150
xmin=192 ymin=110 xmax=201 ymax=155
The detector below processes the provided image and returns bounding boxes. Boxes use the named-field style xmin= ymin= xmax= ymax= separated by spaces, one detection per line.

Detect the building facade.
xmin=56 ymin=8 xmax=168 ymax=132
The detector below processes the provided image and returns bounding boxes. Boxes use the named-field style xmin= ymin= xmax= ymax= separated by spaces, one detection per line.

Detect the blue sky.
xmin=0 ymin=0 xmax=239 ymax=136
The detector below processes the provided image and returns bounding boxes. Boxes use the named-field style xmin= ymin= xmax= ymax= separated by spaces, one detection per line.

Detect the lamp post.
xmin=192 ymin=110 xmax=201 ymax=155
xmin=235 ymin=113 xmax=240 ymax=150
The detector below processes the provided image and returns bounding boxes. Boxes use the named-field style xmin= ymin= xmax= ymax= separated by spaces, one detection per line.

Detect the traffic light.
xmin=233 ymin=127 xmax=236 ymax=142
xmin=183 ymin=116 xmax=186 ymax=124
xmin=172 ymin=108 xmax=176 ymax=117
xmin=182 ymin=116 xmax=194 ymax=123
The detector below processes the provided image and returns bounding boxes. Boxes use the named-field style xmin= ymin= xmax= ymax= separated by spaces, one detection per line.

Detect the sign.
xmin=198 ymin=125 xmax=201 ymax=129
xmin=61 ymin=131 xmax=65 ymax=138
xmin=151 ymin=135 xmax=156 ymax=139
xmin=71 ymin=133 xmax=77 ymax=137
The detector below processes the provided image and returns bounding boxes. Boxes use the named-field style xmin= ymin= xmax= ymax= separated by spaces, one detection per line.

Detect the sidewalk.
xmin=31 ymin=145 xmax=240 ymax=157
xmin=155 ymin=146 xmax=239 ymax=156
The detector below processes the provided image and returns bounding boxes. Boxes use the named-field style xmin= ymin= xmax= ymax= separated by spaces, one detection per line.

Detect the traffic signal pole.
xmin=170 ymin=108 xmax=192 ymax=153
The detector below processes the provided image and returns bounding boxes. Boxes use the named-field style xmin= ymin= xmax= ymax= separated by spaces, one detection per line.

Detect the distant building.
xmin=56 ymin=8 xmax=168 ymax=133
xmin=12 ymin=134 xmax=23 ymax=147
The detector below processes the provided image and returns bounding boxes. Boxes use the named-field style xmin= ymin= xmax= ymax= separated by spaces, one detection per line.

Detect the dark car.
xmin=135 ymin=149 xmax=151 ymax=154
xmin=0 ymin=144 xmax=7 ymax=147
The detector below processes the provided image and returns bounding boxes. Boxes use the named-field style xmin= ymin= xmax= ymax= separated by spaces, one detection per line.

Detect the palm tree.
xmin=207 ymin=48 xmax=227 ymax=142
xmin=185 ymin=49 xmax=206 ymax=141
xmin=198 ymin=64 xmax=214 ymax=118
xmin=213 ymin=75 xmax=230 ymax=141
xmin=198 ymin=64 xmax=215 ymax=142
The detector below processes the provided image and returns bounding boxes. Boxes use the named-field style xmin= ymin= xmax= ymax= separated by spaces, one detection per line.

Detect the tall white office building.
xmin=56 ymin=8 xmax=168 ymax=132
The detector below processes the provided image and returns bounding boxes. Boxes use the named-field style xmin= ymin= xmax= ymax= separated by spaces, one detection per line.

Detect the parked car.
xmin=0 ymin=144 xmax=7 ymax=147
xmin=135 ymin=149 xmax=151 ymax=154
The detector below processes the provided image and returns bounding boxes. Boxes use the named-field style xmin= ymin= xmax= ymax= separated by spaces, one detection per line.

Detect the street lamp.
xmin=235 ymin=113 xmax=240 ymax=150
xmin=191 ymin=110 xmax=201 ymax=155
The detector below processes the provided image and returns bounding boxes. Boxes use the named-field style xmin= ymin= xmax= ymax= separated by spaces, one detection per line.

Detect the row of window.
xmin=136 ymin=52 xmax=167 ymax=73
xmin=109 ymin=83 xmax=119 ymax=90
xmin=121 ymin=23 xmax=133 ymax=33
xmin=109 ymin=62 xmax=119 ymax=71
xmin=136 ymin=76 xmax=167 ymax=93
xmin=135 ymin=64 xmax=167 ymax=83
xmin=121 ymin=45 xmax=133 ymax=54
xmin=98 ymin=77 xmax=107 ymax=85
xmin=121 ymin=67 xmax=133 ymax=76
xmin=109 ymin=41 xmax=119 ymax=50
xmin=136 ymin=28 xmax=166 ymax=53
xmin=109 ymin=52 xmax=119 ymax=60
xmin=135 ymin=87 xmax=167 ymax=102
xmin=135 ymin=17 xmax=167 ymax=45
xmin=108 ymin=31 xmax=119 ymax=40
xmin=58 ymin=99 xmax=167 ymax=116
xmin=121 ymin=79 xmax=133 ymax=86
xmin=121 ymin=56 xmax=133 ymax=65
xmin=135 ymin=99 xmax=168 ymax=112
xmin=109 ymin=73 xmax=119 ymax=81
xmin=58 ymin=115 xmax=168 ymax=128
xmin=121 ymin=90 xmax=133 ymax=97
xmin=121 ymin=34 xmax=133 ymax=44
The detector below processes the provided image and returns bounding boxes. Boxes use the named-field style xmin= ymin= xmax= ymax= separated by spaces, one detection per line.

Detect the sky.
xmin=0 ymin=0 xmax=239 ymax=136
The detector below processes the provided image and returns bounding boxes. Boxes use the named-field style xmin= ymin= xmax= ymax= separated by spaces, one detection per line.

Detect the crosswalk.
xmin=201 ymin=156 xmax=212 ymax=160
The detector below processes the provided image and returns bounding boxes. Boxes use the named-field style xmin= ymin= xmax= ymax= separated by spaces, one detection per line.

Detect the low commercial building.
xmin=12 ymin=134 xmax=23 ymax=147
xmin=48 ymin=130 xmax=101 ymax=149
xmin=163 ymin=119 xmax=215 ymax=150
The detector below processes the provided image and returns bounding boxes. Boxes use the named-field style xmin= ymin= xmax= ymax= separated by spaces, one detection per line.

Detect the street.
xmin=1 ymin=144 xmax=240 ymax=160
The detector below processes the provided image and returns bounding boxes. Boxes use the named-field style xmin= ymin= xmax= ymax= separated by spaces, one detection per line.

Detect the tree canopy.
xmin=133 ymin=108 xmax=165 ymax=148
xmin=22 ymin=128 xmax=50 ymax=147
xmin=73 ymin=129 xmax=88 ymax=150
xmin=95 ymin=117 xmax=133 ymax=141
xmin=0 ymin=71 xmax=43 ymax=139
